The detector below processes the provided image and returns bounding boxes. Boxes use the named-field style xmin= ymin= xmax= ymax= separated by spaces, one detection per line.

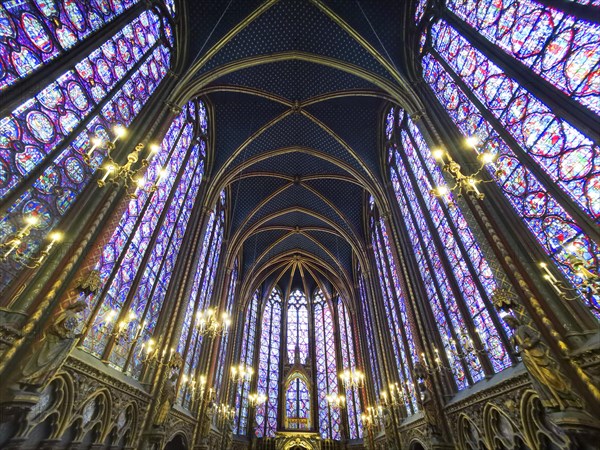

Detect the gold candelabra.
xmin=539 ymin=242 xmax=599 ymax=304
xmin=380 ymin=381 xmax=414 ymax=407
xmin=0 ymin=215 xmax=63 ymax=267
xmin=216 ymin=402 xmax=235 ymax=423
xmin=339 ymin=369 xmax=365 ymax=389
xmin=361 ymin=405 xmax=383 ymax=429
xmin=197 ymin=307 xmax=231 ymax=338
xmin=86 ymin=125 xmax=165 ymax=197
xmin=230 ymin=364 xmax=253 ymax=383
xmin=248 ymin=392 xmax=267 ymax=408
xmin=325 ymin=393 xmax=346 ymax=409
xmin=139 ymin=337 xmax=178 ymax=367
xmin=430 ymin=136 xmax=500 ymax=207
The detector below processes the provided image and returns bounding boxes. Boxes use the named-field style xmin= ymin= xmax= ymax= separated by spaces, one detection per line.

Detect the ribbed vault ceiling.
xmin=171 ymin=0 xmax=420 ymax=297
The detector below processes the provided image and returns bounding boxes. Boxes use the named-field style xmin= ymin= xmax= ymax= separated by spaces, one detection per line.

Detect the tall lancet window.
xmin=285 ymin=373 xmax=311 ymax=430
xmin=357 ymin=268 xmax=382 ymax=397
xmin=385 ymin=107 xmax=512 ymax=389
xmin=0 ymin=2 xmax=174 ymax=292
xmin=233 ymin=289 xmax=259 ymax=435
xmin=418 ymin=0 xmax=600 ymax=318
xmin=214 ymin=258 xmax=239 ymax=401
xmin=81 ymin=99 xmax=207 ymax=379
xmin=177 ymin=191 xmax=226 ymax=408
xmin=337 ymin=299 xmax=363 ymax=439
xmin=314 ymin=289 xmax=341 ymax=440
xmin=286 ymin=289 xmax=309 ymax=364
xmin=369 ymin=200 xmax=419 ymax=411
xmin=254 ymin=286 xmax=282 ymax=438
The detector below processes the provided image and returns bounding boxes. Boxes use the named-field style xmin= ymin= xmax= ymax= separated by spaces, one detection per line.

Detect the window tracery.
xmin=419 ymin=0 xmax=599 ymax=318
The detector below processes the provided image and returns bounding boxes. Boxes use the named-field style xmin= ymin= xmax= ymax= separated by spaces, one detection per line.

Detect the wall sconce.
xmin=85 ymin=125 xmax=164 ymax=196
xmin=429 ymin=136 xmax=500 ymax=207
xmin=0 ymin=215 xmax=63 ymax=268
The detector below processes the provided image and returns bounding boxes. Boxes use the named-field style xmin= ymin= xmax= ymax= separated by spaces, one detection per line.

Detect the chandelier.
xmin=196 ymin=307 xmax=231 ymax=337
xmin=0 ymin=215 xmax=63 ymax=267
xmin=248 ymin=392 xmax=267 ymax=408
xmin=325 ymin=393 xmax=346 ymax=409
xmin=85 ymin=125 xmax=166 ymax=196
xmin=429 ymin=136 xmax=499 ymax=207
xmin=339 ymin=369 xmax=365 ymax=389
xmin=230 ymin=364 xmax=253 ymax=383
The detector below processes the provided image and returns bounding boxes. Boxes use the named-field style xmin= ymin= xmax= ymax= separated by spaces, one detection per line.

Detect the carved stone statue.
xmin=200 ymin=401 xmax=214 ymax=439
xmin=74 ymin=269 xmax=101 ymax=297
xmin=503 ymin=314 xmax=582 ymax=411
xmin=153 ymin=372 xmax=178 ymax=427
xmin=414 ymin=362 xmax=440 ymax=436
xmin=18 ymin=300 xmax=87 ymax=388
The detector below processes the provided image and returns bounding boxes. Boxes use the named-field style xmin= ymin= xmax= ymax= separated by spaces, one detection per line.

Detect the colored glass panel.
xmin=254 ymin=288 xmax=282 ymax=438
xmin=357 ymin=273 xmax=382 ymax=396
xmin=234 ymin=290 xmax=259 ymax=435
xmin=314 ymin=291 xmax=341 ymax=440
xmin=81 ymin=100 xmax=206 ymax=366
xmin=0 ymin=0 xmax=142 ymax=92
xmin=337 ymin=300 xmax=363 ymax=439
xmin=370 ymin=214 xmax=420 ymax=409
xmin=0 ymin=10 xmax=161 ymax=200
xmin=446 ymin=0 xmax=600 ymax=115
xmin=431 ymin=21 xmax=599 ymax=223
xmin=286 ymin=376 xmax=310 ymax=430
xmin=399 ymin=111 xmax=511 ymax=373
xmin=422 ymin=52 xmax=600 ymax=317
xmin=287 ymin=289 xmax=309 ymax=364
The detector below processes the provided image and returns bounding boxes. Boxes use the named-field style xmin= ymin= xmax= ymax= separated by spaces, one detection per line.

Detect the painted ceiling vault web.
xmin=170 ymin=0 xmax=418 ymax=287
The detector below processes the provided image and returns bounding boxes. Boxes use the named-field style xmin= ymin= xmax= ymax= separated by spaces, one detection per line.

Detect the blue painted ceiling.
xmin=179 ymin=0 xmax=416 ymax=290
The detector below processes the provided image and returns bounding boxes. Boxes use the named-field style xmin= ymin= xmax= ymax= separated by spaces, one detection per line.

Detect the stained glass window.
xmin=419 ymin=1 xmax=600 ymax=317
xmin=234 ymin=290 xmax=259 ymax=435
xmin=254 ymin=287 xmax=282 ymax=438
xmin=177 ymin=190 xmax=226 ymax=408
xmin=0 ymin=0 xmax=142 ymax=92
xmin=0 ymin=5 xmax=172 ymax=293
xmin=337 ymin=299 xmax=363 ymax=439
xmin=369 ymin=201 xmax=419 ymax=409
xmin=384 ymin=106 xmax=512 ymax=390
xmin=287 ymin=289 xmax=309 ymax=364
xmin=285 ymin=374 xmax=310 ymax=430
xmin=314 ymin=289 xmax=341 ymax=440
xmin=214 ymin=258 xmax=238 ymax=401
xmin=80 ymin=99 xmax=208 ymax=379
xmin=357 ymin=270 xmax=382 ymax=396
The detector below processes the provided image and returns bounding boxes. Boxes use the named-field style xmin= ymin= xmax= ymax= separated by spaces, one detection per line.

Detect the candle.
xmin=112 ymin=125 xmax=126 ymax=145
xmin=539 ymin=262 xmax=558 ymax=283
xmin=100 ymin=165 xmax=114 ymax=183
xmin=87 ymin=136 xmax=103 ymax=157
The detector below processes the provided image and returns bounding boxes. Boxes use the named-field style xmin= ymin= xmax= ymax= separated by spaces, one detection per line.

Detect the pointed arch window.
xmin=369 ymin=202 xmax=419 ymax=410
xmin=386 ymin=106 xmax=512 ymax=388
xmin=0 ymin=3 xmax=173 ymax=293
xmin=287 ymin=289 xmax=309 ymax=364
xmin=419 ymin=1 xmax=600 ymax=317
xmin=177 ymin=191 xmax=226 ymax=408
xmin=81 ymin=99 xmax=207 ymax=379
xmin=233 ymin=289 xmax=259 ymax=435
xmin=214 ymin=258 xmax=239 ymax=401
xmin=254 ymin=286 xmax=282 ymax=438
xmin=337 ymin=299 xmax=363 ymax=439
xmin=285 ymin=373 xmax=311 ymax=430
xmin=314 ymin=289 xmax=341 ymax=440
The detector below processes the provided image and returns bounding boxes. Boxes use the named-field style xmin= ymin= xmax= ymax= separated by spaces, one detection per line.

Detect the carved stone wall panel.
xmin=444 ymin=371 xmax=579 ymax=450
xmin=1 ymin=353 xmax=152 ymax=449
